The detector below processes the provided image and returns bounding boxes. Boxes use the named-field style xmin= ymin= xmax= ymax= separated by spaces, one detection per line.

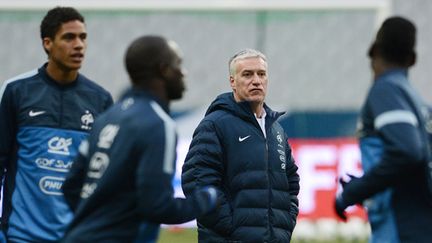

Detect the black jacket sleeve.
xmin=0 ymin=84 xmax=17 ymax=203
xmin=136 ymin=121 xmax=204 ymax=224
xmin=285 ymin=140 xmax=300 ymax=229
xmin=63 ymin=141 xmax=89 ymax=211
xmin=182 ymin=120 xmax=234 ymax=236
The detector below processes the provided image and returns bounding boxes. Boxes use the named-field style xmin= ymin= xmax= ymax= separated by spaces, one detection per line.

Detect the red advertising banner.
xmin=173 ymin=137 xmax=367 ymax=227
xmin=289 ymin=138 xmax=366 ymax=220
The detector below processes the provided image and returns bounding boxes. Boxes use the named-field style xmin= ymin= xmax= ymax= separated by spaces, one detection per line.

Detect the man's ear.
xmin=159 ymin=63 xmax=171 ymax=80
xmin=408 ymin=51 xmax=416 ymax=67
xmin=368 ymin=43 xmax=377 ymax=58
xmin=229 ymin=76 xmax=235 ymax=90
xmin=43 ymin=37 xmax=52 ymax=54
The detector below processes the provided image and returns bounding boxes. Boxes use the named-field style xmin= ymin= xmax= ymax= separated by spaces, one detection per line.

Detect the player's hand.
xmin=194 ymin=186 xmax=218 ymax=215
xmin=339 ymin=174 xmax=358 ymax=188
xmin=334 ymin=196 xmax=348 ymax=221
xmin=334 ymin=174 xmax=359 ymax=221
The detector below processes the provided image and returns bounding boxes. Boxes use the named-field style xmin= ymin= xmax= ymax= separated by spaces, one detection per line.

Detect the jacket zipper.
xmin=265 ymin=137 xmax=272 ymax=240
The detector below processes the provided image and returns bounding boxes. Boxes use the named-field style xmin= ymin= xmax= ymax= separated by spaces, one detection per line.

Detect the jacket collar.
xmin=121 ymin=87 xmax=170 ymax=113
xmin=205 ymin=92 xmax=284 ymax=122
xmin=375 ymin=68 xmax=408 ymax=82
xmin=39 ymin=63 xmax=80 ymax=89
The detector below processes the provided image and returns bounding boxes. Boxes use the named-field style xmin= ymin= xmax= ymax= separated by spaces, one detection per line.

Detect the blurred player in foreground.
xmin=335 ymin=16 xmax=432 ymax=243
xmin=62 ymin=35 xmax=217 ymax=242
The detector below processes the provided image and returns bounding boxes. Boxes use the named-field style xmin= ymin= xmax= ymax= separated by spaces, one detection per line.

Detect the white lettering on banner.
xmin=295 ymin=142 xmax=363 ymax=215
xmin=173 ymin=139 xmax=189 ymax=198
xmin=297 ymin=145 xmax=338 ymax=214
xmin=337 ymin=145 xmax=364 ymax=214
xmin=173 ymin=138 xmax=365 ymax=221
xmin=338 ymin=144 xmax=363 ymax=179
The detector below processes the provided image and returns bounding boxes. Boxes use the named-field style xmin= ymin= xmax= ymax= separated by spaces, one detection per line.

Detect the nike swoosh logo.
xmin=29 ymin=110 xmax=46 ymax=117
xmin=238 ymin=135 xmax=251 ymax=142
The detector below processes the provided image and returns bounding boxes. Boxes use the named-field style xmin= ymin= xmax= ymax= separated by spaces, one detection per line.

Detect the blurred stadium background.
xmin=1 ymin=0 xmax=431 ymax=242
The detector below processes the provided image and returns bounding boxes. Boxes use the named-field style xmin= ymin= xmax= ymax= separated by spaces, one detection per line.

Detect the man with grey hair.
xmin=182 ymin=49 xmax=300 ymax=242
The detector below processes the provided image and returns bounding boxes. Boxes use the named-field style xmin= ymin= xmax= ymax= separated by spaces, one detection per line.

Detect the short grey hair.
xmin=229 ymin=49 xmax=267 ymax=76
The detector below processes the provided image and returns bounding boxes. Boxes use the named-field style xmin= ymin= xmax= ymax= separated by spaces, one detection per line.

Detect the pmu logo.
xmin=48 ymin=136 xmax=72 ymax=155
xmin=39 ymin=176 xmax=64 ymax=196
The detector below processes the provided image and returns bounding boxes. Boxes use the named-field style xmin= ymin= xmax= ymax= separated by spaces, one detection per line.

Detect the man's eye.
xmin=62 ymin=34 xmax=74 ymax=40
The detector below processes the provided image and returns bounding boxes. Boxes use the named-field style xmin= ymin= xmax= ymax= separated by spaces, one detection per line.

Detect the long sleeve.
xmin=136 ymin=119 xmax=201 ymax=224
xmin=343 ymin=81 xmax=427 ymax=205
xmin=181 ymin=120 xmax=234 ymax=236
xmin=0 ymin=83 xmax=17 ymax=203
xmin=63 ymin=141 xmax=89 ymax=211
xmin=285 ymin=140 xmax=300 ymax=228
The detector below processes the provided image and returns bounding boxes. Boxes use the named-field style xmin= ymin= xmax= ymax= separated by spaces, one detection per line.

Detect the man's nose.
xmin=252 ymin=73 xmax=262 ymax=84
xmin=181 ymin=67 xmax=187 ymax=77
xmin=74 ymin=38 xmax=85 ymax=49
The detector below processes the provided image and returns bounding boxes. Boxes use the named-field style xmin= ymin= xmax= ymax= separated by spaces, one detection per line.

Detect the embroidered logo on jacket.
xmin=238 ymin=135 xmax=251 ymax=142
xmin=81 ymin=110 xmax=94 ymax=130
xmin=29 ymin=110 xmax=46 ymax=117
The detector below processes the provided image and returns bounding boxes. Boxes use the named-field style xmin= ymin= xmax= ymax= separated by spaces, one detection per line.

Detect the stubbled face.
xmin=43 ymin=20 xmax=87 ymax=72
xmin=230 ymin=57 xmax=268 ymax=104
xmin=165 ymin=40 xmax=186 ymax=100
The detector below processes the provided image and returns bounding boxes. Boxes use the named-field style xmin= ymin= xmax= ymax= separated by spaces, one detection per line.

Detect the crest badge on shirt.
xmin=81 ymin=110 xmax=94 ymax=130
